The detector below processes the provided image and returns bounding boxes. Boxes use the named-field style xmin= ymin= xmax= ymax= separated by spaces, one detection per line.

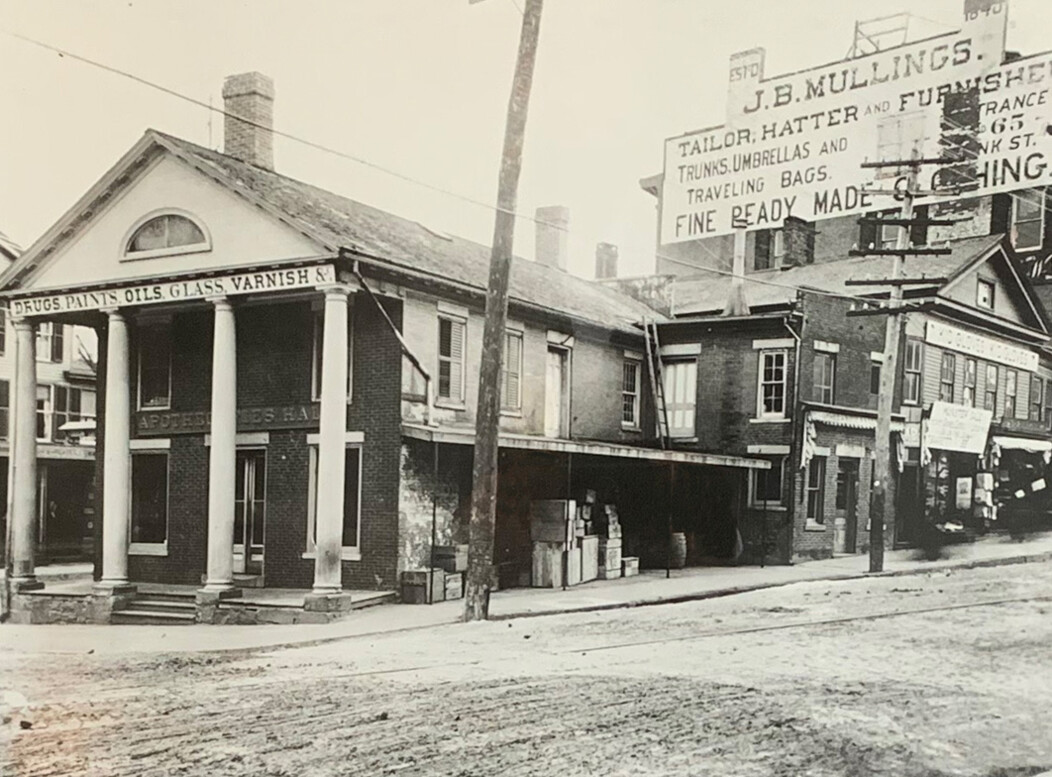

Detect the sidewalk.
xmin=2 ymin=532 xmax=1050 ymax=656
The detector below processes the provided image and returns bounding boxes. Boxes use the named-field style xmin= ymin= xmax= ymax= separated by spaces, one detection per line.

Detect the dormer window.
xmin=125 ymin=213 xmax=209 ymax=258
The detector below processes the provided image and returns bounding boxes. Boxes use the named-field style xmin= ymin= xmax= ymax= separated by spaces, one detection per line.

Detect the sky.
xmin=0 ymin=0 xmax=1049 ymax=280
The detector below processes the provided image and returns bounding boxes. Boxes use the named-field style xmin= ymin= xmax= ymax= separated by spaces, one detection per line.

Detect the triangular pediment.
xmin=939 ymin=243 xmax=1049 ymax=334
xmin=4 ymin=135 xmax=330 ymax=294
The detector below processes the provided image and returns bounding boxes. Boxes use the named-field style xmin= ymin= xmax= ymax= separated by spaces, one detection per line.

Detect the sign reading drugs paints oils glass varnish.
xmin=8 ymin=264 xmax=337 ymax=317
xmin=660 ymin=1 xmax=1052 ymax=242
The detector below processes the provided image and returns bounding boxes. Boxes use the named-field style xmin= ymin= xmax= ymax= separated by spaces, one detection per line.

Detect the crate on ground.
xmin=580 ymin=536 xmax=599 ymax=583
xmin=621 ymin=556 xmax=639 ymax=578
xmin=433 ymin=544 xmax=468 ymax=573
xmin=599 ymin=537 xmax=622 ymax=575
xmin=530 ymin=499 xmax=575 ymax=544
xmin=401 ymin=568 xmax=445 ymax=604
xmin=444 ymin=571 xmax=464 ymax=600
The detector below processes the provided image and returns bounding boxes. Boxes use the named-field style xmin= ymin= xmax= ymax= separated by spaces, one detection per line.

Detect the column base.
xmin=92 ymin=581 xmax=137 ymax=596
xmin=12 ymin=578 xmax=45 ymax=593
xmin=195 ymin=586 xmax=242 ymax=604
xmin=303 ymin=591 xmax=355 ymax=613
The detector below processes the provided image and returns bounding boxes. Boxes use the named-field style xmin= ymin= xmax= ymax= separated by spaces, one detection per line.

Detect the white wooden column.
xmin=98 ymin=309 xmax=132 ymax=589
xmin=312 ymin=285 xmax=351 ymax=594
xmin=202 ymin=297 xmax=238 ymax=594
xmin=9 ymin=318 xmax=41 ymax=591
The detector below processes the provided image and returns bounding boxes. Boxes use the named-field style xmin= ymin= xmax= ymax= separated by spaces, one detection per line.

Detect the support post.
xmin=464 ymin=0 xmax=544 ymax=621
xmin=201 ymin=297 xmax=239 ymax=596
xmin=96 ymin=310 xmax=133 ymax=591
xmin=311 ymin=285 xmax=351 ymax=595
xmin=9 ymin=319 xmax=41 ymax=592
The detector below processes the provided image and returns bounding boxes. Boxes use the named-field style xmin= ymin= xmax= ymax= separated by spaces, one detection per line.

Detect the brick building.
xmin=0 ymin=73 xmax=766 ymax=619
xmin=625 ymin=0 xmax=1052 ymax=561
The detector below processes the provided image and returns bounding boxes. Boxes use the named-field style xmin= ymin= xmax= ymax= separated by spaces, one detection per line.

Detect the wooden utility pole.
xmin=847 ymin=151 xmax=956 ymax=572
xmin=464 ymin=0 xmax=544 ymax=621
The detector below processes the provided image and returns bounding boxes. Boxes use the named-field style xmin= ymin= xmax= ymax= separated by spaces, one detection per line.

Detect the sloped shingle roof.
xmin=671 ymin=234 xmax=1004 ymax=316
xmin=153 ymin=132 xmax=657 ymax=334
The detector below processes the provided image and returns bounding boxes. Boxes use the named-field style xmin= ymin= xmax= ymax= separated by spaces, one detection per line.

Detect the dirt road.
xmin=3 ymin=563 xmax=1051 ymax=776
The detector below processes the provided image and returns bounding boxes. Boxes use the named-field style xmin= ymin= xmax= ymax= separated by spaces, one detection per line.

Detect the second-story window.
xmin=36 ymin=322 xmax=64 ymax=363
xmin=53 ymin=386 xmax=95 ymax=441
xmin=662 ymin=359 xmax=697 ymax=438
xmin=1030 ymin=375 xmax=1043 ymax=422
xmin=757 ymin=350 xmax=788 ymax=418
xmin=36 ymin=385 xmax=52 ymax=441
xmin=500 ymin=329 xmax=523 ymax=411
xmin=813 ymin=352 xmax=835 ymax=404
xmin=1011 ymin=190 xmax=1045 ymax=252
xmin=1005 ymin=369 xmax=1018 ymax=418
xmin=1045 ymin=378 xmax=1052 ymax=429
xmin=622 ymin=358 xmax=641 ymax=428
xmin=904 ymin=339 xmax=923 ymax=405
xmin=964 ymin=359 xmax=977 ymax=407
xmin=985 ymin=364 xmax=999 ymax=413
xmin=138 ymin=324 xmax=171 ymax=410
xmin=939 ymin=352 xmax=956 ymax=403
xmin=437 ymin=316 xmax=466 ymax=404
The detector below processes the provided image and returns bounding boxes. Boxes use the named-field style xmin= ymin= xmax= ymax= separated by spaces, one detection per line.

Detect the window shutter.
xmin=51 ymin=325 xmax=64 ymax=362
xmin=449 ymin=321 xmax=465 ymax=400
xmin=754 ymin=230 xmax=771 ymax=270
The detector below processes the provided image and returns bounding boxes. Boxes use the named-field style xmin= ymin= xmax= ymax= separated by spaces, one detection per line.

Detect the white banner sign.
xmin=9 ymin=264 xmax=337 ymax=317
xmin=926 ymin=401 xmax=993 ymax=453
xmin=660 ymin=1 xmax=1052 ymax=242
xmin=925 ymin=319 xmax=1038 ymax=371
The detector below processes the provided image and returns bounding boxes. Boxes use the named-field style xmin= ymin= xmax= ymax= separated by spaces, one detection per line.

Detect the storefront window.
xmin=131 ymin=453 xmax=168 ymax=545
xmin=1005 ymin=370 xmax=1018 ymax=419
xmin=306 ymin=444 xmax=362 ymax=553
xmin=749 ymin=457 xmax=784 ymax=507
xmin=985 ymin=364 xmax=999 ymax=413
xmin=806 ymin=457 xmax=827 ymax=525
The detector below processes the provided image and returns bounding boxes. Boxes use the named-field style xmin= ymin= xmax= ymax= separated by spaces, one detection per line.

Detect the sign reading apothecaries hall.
xmin=137 ymin=404 xmax=322 ymax=436
xmin=9 ymin=264 xmax=337 ymax=317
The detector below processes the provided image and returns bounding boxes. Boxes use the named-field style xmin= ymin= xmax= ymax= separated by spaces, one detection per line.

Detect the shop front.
xmin=920 ymin=402 xmax=994 ymax=538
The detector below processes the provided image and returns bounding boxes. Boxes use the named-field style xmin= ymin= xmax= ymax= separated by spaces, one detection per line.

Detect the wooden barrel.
xmin=669 ymin=532 xmax=687 ymax=569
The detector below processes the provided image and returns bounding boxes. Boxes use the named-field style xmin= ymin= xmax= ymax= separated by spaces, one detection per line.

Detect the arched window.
xmin=126 ymin=213 xmax=208 ymax=255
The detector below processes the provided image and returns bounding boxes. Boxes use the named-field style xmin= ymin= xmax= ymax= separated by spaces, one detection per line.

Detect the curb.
xmin=488 ymin=549 xmax=1052 ymax=622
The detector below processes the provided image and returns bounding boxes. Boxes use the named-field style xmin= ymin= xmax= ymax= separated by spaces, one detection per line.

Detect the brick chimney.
xmin=595 ymin=242 xmax=618 ymax=280
xmin=223 ymin=72 xmax=275 ymax=170
xmin=535 ymin=206 xmax=569 ymax=272
xmin=782 ymin=215 xmax=816 ymax=267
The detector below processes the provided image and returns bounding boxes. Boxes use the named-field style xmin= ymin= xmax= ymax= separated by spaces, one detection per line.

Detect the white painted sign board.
xmin=925 ymin=401 xmax=993 ymax=454
xmin=660 ymin=0 xmax=1052 ymax=242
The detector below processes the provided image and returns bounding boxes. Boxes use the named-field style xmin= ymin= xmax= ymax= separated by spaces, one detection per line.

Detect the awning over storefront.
xmin=808 ymin=410 xmax=905 ymax=432
xmin=992 ymin=435 xmax=1052 ymax=453
xmin=401 ymin=423 xmax=771 ymax=470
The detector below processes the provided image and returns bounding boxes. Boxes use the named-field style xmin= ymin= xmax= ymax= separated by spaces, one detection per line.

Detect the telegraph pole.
xmin=846 ymin=150 xmax=956 ymax=573
xmin=464 ymin=0 xmax=544 ymax=621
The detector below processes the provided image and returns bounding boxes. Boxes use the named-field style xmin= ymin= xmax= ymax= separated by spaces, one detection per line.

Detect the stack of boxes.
xmin=597 ymin=504 xmax=622 ymax=580
xmin=435 ymin=544 xmax=467 ymax=600
xmin=530 ymin=499 xmax=576 ymax=588
xmin=399 ymin=544 xmax=468 ymax=604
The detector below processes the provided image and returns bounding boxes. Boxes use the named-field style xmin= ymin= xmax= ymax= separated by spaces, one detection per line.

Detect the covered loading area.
xmin=402 ymin=424 xmax=770 ymax=589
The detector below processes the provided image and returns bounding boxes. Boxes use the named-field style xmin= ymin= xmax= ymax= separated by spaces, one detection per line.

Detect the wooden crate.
xmin=621 ymin=556 xmax=640 ymax=578
xmin=433 ymin=544 xmax=468 ymax=573
xmin=401 ymin=569 xmax=445 ymax=604
xmin=597 ymin=565 xmax=621 ymax=580
xmin=444 ymin=571 xmax=464 ymax=600
xmin=580 ymin=536 xmax=599 ymax=583
xmin=531 ymin=542 xmax=564 ymax=588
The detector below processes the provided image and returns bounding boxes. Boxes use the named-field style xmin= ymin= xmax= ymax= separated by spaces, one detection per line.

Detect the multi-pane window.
xmin=1005 ymin=369 xmax=1018 ymax=418
xmin=964 ymin=359 xmax=977 ymax=407
xmin=977 ymin=279 xmax=995 ymax=310
xmin=806 ymin=457 xmax=827 ymax=525
xmin=53 ymin=386 xmax=95 ymax=441
xmin=126 ymin=214 xmax=207 ymax=254
xmin=758 ymin=350 xmax=788 ymax=418
xmin=1011 ymin=190 xmax=1045 ymax=252
xmin=131 ymin=453 xmax=169 ymax=546
xmin=662 ymin=360 xmax=697 ymax=438
xmin=771 ymin=229 xmax=786 ymax=267
xmin=311 ymin=309 xmax=354 ymax=401
xmin=501 ymin=330 xmax=523 ymax=411
xmin=939 ymin=352 xmax=956 ymax=403
xmin=0 ymin=379 xmax=8 ymax=440
xmin=36 ymin=385 xmax=52 ymax=441
xmin=904 ymin=339 xmax=923 ymax=405
xmin=1030 ymin=375 xmax=1043 ymax=422
xmin=813 ymin=352 xmax=835 ymax=404
xmin=307 ymin=445 xmax=362 ymax=553
xmin=621 ymin=359 xmax=641 ymax=427
xmin=138 ymin=324 xmax=171 ymax=409
xmin=437 ymin=317 xmax=466 ymax=403
xmin=750 ymin=457 xmax=784 ymax=507
xmin=36 ymin=322 xmax=64 ymax=363
xmin=0 ymin=309 xmax=6 ymax=356
xmin=985 ymin=364 xmax=999 ymax=412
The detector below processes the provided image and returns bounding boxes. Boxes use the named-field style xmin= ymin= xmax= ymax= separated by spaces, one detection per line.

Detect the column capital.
xmin=317 ymin=283 xmax=353 ymax=300
xmin=100 ymin=306 xmax=126 ymax=320
xmin=10 ymin=316 xmax=35 ymax=332
xmin=207 ymin=295 xmax=233 ymax=311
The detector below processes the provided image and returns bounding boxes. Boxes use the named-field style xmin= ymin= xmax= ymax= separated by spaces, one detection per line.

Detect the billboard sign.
xmin=660 ymin=1 xmax=1051 ymax=243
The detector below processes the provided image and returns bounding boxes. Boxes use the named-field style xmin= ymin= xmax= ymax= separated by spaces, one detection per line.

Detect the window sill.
xmin=749 ymin=504 xmax=787 ymax=512
xmin=668 ymin=436 xmax=698 ymax=443
xmin=621 ymin=424 xmax=642 ymax=432
xmin=435 ymin=401 xmax=467 ymax=411
xmin=121 ymin=244 xmax=211 ymax=262
xmin=402 ymin=393 xmax=427 ymax=403
xmin=750 ymin=417 xmax=790 ymax=424
xmin=139 ymin=404 xmax=172 ymax=412
xmin=130 ymin=543 xmax=168 ymax=556
xmin=302 ymin=549 xmax=362 ymax=562
xmin=804 ymin=521 xmax=826 ymax=532
xmin=500 ymin=409 xmax=523 ymax=418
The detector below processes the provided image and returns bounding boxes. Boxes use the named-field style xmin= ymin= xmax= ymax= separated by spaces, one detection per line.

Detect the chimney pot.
xmin=535 ymin=206 xmax=570 ymax=272
xmin=222 ymin=72 xmax=275 ymax=170
xmin=595 ymin=242 xmax=619 ymax=280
